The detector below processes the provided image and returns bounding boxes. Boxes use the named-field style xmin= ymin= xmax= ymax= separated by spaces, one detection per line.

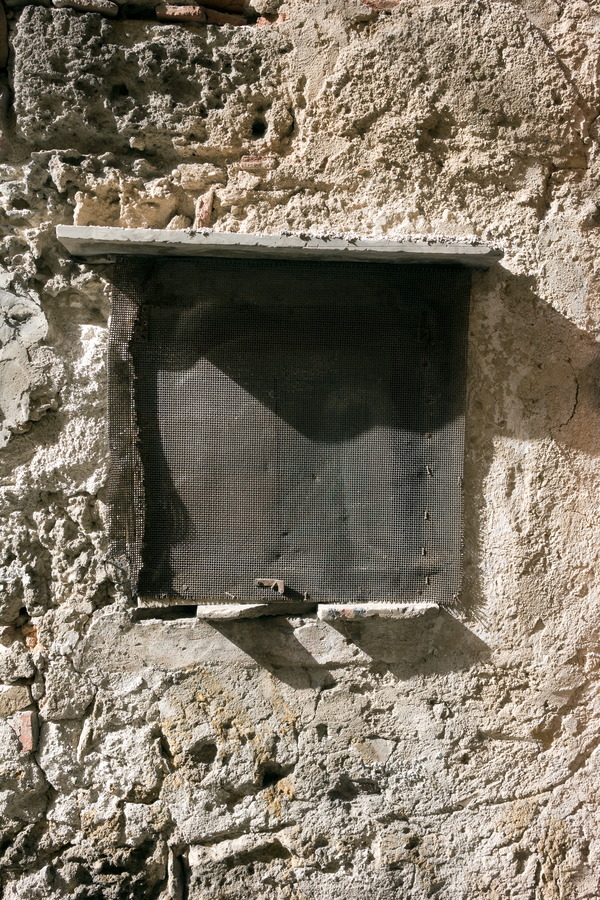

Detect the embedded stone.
xmin=53 ymin=0 xmax=119 ymax=16
xmin=0 ymin=685 xmax=30 ymax=717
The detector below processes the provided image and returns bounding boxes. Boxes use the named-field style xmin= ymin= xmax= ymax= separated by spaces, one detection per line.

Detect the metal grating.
xmin=108 ymin=257 xmax=471 ymax=605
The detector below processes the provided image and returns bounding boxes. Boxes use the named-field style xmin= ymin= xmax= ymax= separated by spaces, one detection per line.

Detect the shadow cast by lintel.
xmin=209 ymin=608 xmax=490 ymax=689
xmin=125 ymin=259 xmax=600 ymax=636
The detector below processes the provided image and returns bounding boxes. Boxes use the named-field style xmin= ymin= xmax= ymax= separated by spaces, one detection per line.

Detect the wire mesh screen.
xmin=108 ymin=257 xmax=471 ymax=604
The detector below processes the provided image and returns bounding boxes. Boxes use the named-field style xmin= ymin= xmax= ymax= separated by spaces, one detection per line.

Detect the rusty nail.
xmin=255 ymin=578 xmax=285 ymax=594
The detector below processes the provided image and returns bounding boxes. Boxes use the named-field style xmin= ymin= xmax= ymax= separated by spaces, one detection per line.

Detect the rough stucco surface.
xmin=1 ymin=0 xmax=600 ymax=897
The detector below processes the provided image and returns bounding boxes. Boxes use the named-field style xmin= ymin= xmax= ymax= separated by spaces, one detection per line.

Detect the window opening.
xmin=108 ymin=256 xmax=471 ymax=610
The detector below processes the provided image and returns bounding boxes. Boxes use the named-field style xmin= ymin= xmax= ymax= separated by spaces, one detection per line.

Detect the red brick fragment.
xmin=202 ymin=0 xmax=244 ymax=13
xmin=256 ymin=12 xmax=286 ymax=25
xmin=194 ymin=187 xmax=214 ymax=228
xmin=156 ymin=3 xmax=207 ymax=20
xmin=363 ymin=0 xmax=399 ymax=9
xmin=14 ymin=711 xmax=38 ymax=753
xmin=239 ymin=155 xmax=278 ymax=171
xmin=202 ymin=6 xmax=246 ymax=24
xmin=21 ymin=622 xmax=39 ymax=650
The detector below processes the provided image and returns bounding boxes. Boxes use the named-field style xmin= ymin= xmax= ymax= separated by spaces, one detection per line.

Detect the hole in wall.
xmin=194 ymin=742 xmax=217 ymax=765
xmin=259 ymin=762 xmax=286 ymax=788
xmin=251 ymin=117 xmax=267 ymax=139
xmin=111 ymin=83 xmax=130 ymax=99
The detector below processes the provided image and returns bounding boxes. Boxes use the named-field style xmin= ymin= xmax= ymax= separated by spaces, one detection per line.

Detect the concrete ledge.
xmin=56 ymin=226 xmax=503 ymax=268
xmin=195 ymin=601 xmax=317 ymax=619
xmin=317 ymin=602 xmax=440 ymax=620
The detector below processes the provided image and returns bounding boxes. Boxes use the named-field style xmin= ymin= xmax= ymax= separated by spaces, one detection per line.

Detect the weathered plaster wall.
xmin=1 ymin=1 xmax=600 ymax=897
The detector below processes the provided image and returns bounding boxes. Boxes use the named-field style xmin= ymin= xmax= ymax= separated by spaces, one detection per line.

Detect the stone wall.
xmin=1 ymin=1 xmax=600 ymax=897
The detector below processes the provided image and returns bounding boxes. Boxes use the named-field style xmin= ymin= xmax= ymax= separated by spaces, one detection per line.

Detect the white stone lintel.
xmin=317 ymin=602 xmax=440 ymax=621
xmin=56 ymin=225 xmax=502 ymax=268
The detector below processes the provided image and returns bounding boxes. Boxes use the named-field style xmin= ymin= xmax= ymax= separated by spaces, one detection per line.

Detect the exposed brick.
xmin=156 ymin=3 xmax=207 ymax=20
xmin=202 ymin=0 xmax=245 ymax=12
xmin=52 ymin=0 xmax=119 ymax=16
xmin=256 ymin=13 xmax=286 ymax=26
xmin=21 ymin=623 xmax=39 ymax=650
xmin=13 ymin=710 xmax=38 ymax=753
xmin=202 ymin=7 xmax=246 ymax=25
xmin=239 ymin=155 xmax=278 ymax=171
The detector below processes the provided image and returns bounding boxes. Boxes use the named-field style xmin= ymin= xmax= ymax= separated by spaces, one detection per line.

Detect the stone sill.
xmin=132 ymin=601 xmax=441 ymax=621
xmin=56 ymin=225 xmax=503 ymax=268
xmin=317 ymin=602 xmax=440 ymax=620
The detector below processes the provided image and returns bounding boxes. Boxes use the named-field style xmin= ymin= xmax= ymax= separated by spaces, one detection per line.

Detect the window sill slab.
xmin=317 ymin=602 xmax=440 ymax=620
xmin=133 ymin=601 xmax=440 ymax=621
xmin=195 ymin=601 xmax=317 ymax=619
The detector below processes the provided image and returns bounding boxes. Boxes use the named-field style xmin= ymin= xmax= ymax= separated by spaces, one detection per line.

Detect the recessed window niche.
xmin=57 ymin=227 xmax=501 ymax=618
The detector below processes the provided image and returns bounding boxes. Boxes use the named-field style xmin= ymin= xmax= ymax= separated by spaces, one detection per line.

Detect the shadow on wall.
xmin=211 ymin=265 xmax=600 ymax=675
xmin=461 ymin=267 xmax=600 ymax=623
xmin=209 ymin=608 xmax=490 ymax=689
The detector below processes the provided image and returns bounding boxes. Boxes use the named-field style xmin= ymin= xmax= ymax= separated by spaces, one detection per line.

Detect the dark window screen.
xmin=108 ymin=257 xmax=470 ymax=605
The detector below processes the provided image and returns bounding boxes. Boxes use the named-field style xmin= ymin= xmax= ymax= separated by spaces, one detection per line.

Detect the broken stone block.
xmin=53 ymin=0 xmax=119 ymax=16
xmin=38 ymin=658 xmax=94 ymax=721
xmin=175 ymin=163 xmax=225 ymax=190
xmin=0 ymin=639 xmax=36 ymax=683
xmin=0 ymin=288 xmax=60 ymax=448
xmin=166 ymin=214 xmax=192 ymax=230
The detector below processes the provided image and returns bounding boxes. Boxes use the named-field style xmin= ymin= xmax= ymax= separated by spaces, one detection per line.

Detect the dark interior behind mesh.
xmin=108 ymin=257 xmax=471 ymax=604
